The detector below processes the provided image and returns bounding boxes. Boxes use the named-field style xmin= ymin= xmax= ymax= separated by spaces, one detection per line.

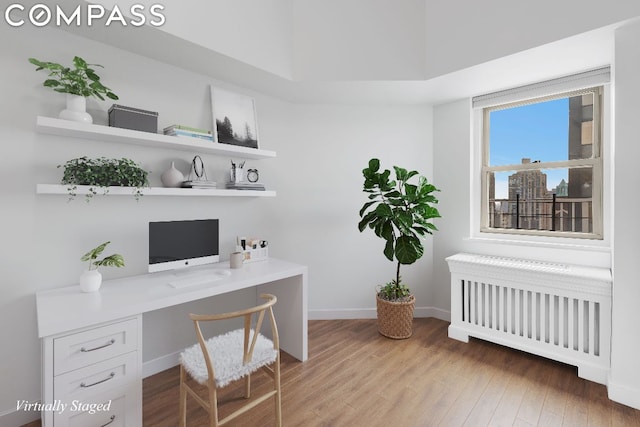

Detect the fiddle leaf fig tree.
xmin=358 ymin=158 xmax=441 ymax=300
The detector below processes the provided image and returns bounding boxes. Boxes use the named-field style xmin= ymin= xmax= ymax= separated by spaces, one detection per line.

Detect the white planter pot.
xmin=59 ymin=94 xmax=93 ymax=124
xmin=79 ymin=270 xmax=102 ymax=293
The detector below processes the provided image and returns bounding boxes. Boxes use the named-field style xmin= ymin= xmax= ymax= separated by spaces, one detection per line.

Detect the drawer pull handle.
xmin=80 ymin=372 xmax=115 ymax=388
xmin=101 ymin=415 xmax=116 ymax=427
xmin=80 ymin=339 xmax=116 ymax=352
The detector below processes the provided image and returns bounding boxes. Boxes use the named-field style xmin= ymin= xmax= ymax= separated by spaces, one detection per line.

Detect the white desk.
xmin=36 ymin=258 xmax=308 ymax=426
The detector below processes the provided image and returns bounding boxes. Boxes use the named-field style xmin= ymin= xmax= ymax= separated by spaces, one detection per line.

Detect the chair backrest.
xmin=189 ymin=293 xmax=279 ymax=386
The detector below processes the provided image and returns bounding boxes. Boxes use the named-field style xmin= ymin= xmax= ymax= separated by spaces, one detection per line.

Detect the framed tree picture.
xmin=210 ymin=86 xmax=259 ymax=149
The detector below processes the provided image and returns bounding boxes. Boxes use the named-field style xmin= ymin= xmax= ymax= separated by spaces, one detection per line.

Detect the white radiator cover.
xmin=446 ymin=253 xmax=612 ymax=384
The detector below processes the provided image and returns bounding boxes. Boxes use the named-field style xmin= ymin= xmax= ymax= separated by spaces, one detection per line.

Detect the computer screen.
xmin=148 ymin=219 xmax=219 ymax=273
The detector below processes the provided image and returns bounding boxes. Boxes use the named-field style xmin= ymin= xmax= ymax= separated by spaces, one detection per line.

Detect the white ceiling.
xmin=61 ymin=1 xmax=637 ymax=105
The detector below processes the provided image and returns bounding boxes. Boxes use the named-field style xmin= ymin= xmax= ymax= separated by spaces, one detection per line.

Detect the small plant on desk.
xmin=79 ymin=241 xmax=124 ymax=292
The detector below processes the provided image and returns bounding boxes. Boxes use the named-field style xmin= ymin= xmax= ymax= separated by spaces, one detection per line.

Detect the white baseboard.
xmin=142 ymin=350 xmax=181 ymax=378
xmin=608 ymin=376 xmax=640 ymax=410
xmin=308 ymin=306 xmax=451 ymax=322
xmin=0 ymin=402 xmax=41 ymax=427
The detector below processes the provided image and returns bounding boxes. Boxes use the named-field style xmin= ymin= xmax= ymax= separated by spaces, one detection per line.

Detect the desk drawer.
xmin=54 ymin=318 xmax=138 ymax=375
xmin=54 ymin=391 xmax=131 ymax=427
xmin=54 ymin=351 xmax=139 ymax=403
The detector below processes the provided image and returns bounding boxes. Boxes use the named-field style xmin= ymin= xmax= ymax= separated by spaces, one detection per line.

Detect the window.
xmin=475 ymin=69 xmax=608 ymax=239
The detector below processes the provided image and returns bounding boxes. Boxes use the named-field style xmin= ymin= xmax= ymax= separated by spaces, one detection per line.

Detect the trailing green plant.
xmin=58 ymin=156 xmax=150 ymax=202
xmin=81 ymin=241 xmax=125 ymax=271
xmin=358 ymin=158 xmax=441 ymax=301
xmin=29 ymin=56 xmax=119 ymax=100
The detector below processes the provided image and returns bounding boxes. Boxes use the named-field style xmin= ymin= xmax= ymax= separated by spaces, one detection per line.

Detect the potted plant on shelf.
xmin=59 ymin=156 xmax=150 ymax=202
xmin=358 ymin=158 xmax=441 ymax=339
xmin=79 ymin=241 xmax=125 ymax=292
xmin=29 ymin=56 xmax=119 ymax=124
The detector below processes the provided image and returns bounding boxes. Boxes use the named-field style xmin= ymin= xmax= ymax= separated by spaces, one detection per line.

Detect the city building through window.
xmin=475 ymin=73 xmax=606 ymax=239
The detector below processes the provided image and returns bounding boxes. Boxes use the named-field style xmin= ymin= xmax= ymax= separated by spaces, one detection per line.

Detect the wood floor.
xmin=24 ymin=318 xmax=640 ymax=426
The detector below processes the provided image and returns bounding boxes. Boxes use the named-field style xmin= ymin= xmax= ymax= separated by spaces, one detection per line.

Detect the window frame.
xmin=479 ymin=86 xmax=604 ymax=240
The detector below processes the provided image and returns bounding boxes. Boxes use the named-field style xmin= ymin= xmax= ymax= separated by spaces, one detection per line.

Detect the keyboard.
xmin=168 ymin=270 xmax=231 ymax=289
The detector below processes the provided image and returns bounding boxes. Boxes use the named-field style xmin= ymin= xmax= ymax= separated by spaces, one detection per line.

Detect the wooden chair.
xmin=179 ymin=293 xmax=281 ymax=426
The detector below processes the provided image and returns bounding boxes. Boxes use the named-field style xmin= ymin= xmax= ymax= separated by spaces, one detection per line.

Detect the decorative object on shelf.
xmin=108 ymin=104 xmax=159 ymax=133
xmin=210 ymin=86 xmax=259 ymax=148
xmin=28 ymin=56 xmax=118 ymax=124
xmin=358 ymin=158 xmax=441 ymax=339
xmin=225 ymin=182 xmax=265 ymax=191
xmin=160 ymin=161 xmax=185 ymax=188
xmin=58 ymin=156 xmax=150 ymax=202
xmin=247 ymin=168 xmax=259 ymax=183
xmin=230 ymin=159 xmax=245 ymax=184
xmin=182 ymin=155 xmax=217 ymax=188
xmin=79 ymin=241 xmax=124 ymax=292
xmin=163 ymin=124 xmax=213 ymax=141
xmin=227 ymin=161 xmax=265 ymax=189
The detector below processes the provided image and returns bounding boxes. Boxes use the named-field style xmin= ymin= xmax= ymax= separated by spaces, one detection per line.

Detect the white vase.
xmin=79 ymin=270 xmax=102 ymax=293
xmin=59 ymin=94 xmax=93 ymax=124
xmin=161 ymin=161 xmax=185 ymax=187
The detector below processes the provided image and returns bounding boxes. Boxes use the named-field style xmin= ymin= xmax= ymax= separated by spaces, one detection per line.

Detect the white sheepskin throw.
xmin=180 ymin=329 xmax=278 ymax=388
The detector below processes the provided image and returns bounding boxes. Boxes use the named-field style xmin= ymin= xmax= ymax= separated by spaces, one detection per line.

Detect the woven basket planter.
xmin=376 ymin=294 xmax=415 ymax=339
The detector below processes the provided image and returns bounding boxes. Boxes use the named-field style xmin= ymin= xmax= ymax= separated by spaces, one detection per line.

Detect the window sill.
xmin=465 ymin=234 xmax=611 ymax=254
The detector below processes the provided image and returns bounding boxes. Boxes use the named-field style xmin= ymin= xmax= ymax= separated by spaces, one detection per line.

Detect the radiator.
xmin=446 ymin=253 xmax=612 ymax=384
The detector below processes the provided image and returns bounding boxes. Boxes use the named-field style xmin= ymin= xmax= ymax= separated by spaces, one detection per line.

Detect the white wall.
xmin=0 ymin=22 xmax=436 ymax=421
xmin=267 ymin=103 xmax=435 ymax=317
xmin=431 ymin=20 xmax=640 ymax=410
xmin=609 ymin=18 xmax=640 ymax=409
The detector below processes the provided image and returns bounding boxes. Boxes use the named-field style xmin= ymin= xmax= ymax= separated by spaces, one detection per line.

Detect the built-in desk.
xmin=36 ymin=258 xmax=308 ymax=426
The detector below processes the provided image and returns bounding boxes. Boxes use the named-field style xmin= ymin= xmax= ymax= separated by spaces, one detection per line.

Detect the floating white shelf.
xmin=36 ymin=116 xmax=276 ymax=160
xmin=36 ymin=184 xmax=276 ymax=198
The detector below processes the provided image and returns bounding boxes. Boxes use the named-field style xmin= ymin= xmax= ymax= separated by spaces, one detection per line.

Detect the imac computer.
xmin=148 ymin=219 xmax=220 ymax=273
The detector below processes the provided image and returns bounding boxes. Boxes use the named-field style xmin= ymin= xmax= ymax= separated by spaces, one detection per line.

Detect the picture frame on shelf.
xmin=210 ymin=86 xmax=259 ymax=149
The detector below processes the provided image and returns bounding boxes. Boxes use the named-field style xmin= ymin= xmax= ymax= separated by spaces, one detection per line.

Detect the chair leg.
xmin=244 ymin=373 xmax=251 ymax=399
xmin=179 ymin=365 xmax=187 ymax=427
xmin=274 ymin=356 xmax=282 ymax=427
xmin=209 ymin=385 xmax=219 ymax=427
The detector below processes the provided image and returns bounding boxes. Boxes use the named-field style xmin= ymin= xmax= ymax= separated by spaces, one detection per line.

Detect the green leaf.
xmin=358 ymin=211 xmax=376 ymax=232
xmin=383 ymin=239 xmax=394 ymax=262
xmin=406 ymin=170 xmax=419 ymax=180
xmin=73 ymin=56 xmax=87 ymax=69
xmin=375 ymin=203 xmax=392 ymax=217
xmin=368 ymin=158 xmax=380 ymax=172
xmin=394 ymin=166 xmax=408 ymax=182
xmin=94 ymin=254 xmax=125 ymax=268
xmin=81 ymin=241 xmax=109 ymax=262
xmin=395 ymin=235 xmax=423 ymax=264
xmin=380 ymin=220 xmax=394 ymax=241
xmin=359 ymin=201 xmax=376 ymax=217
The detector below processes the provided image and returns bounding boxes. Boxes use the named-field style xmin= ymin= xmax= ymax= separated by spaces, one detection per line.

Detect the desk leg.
xmin=257 ymin=274 xmax=308 ymax=362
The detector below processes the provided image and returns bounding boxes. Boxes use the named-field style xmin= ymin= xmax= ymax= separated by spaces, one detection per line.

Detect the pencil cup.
xmin=230 ymin=252 xmax=244 ymax=269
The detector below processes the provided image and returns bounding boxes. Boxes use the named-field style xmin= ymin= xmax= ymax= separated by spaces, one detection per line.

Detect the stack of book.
xmin=164 ymin=124 xmax=213 ymax=142
xmin=225 ymin=182 xmax=265 ymax=191
xmin=182 ymin=180 xmax=217 ymax=189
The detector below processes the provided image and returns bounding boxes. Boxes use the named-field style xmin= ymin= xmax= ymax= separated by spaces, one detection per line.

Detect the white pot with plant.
xmin=79 ymin=241 xmax=125 ymax=292
xmin=29 ymin=56 xmax=119 ymax=124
